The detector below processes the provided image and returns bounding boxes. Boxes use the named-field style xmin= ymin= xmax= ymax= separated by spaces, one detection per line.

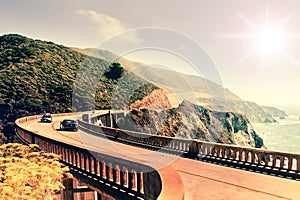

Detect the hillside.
xmin=73 ymin=48 xmax=286 ymax=123
xmin=0 ymin=34 xmax=267 ymax=148
xmin=0 ymin=34 xmax=157 ymax=141
xmin=115 ymin=64 xmax=286 ymax=122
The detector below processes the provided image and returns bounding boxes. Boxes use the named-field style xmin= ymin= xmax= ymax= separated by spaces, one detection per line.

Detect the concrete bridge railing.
xmin=82 ymin=112 xmax=300 ymax=177
xmin=15 ymin=115 xmax=165 ymax=200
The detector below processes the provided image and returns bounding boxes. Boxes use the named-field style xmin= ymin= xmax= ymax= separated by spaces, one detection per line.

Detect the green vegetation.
xmin=0 ymin=34 xmax=264 ymax=148
xmin=104 ymin=62 xmax=124 ymax=80
xmin=0 ymin=143 xmax=71 ymax=199
xmin=129 ymin=83 xmax=158 ymax=104
xmin=251 ymin=131 xmax=264 ymax=148
xmin=0 ymin=34 xmax=157 ymax=141
xmin=0 ymin=34 xmax=86 ymax=122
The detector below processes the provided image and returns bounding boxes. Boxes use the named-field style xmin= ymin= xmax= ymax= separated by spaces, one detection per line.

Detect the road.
xmin=21 ymin=115 xmax=300 ymax=200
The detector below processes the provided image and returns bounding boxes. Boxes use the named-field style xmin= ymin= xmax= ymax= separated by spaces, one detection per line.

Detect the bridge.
xmin=15 ymin=112 xmax=300 ymax=200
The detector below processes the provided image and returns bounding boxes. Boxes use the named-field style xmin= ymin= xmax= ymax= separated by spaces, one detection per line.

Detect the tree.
xmin=104 ymin=62 xmax=124 ymax=80
xmin=0 ymin=143 xmax=72 ymax=199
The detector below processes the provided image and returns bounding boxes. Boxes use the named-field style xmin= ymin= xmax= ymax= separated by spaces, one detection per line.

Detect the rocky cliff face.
xmin=119 ymin=100 xmax=263 ymax=148
xmin=130 ymin=89 xmax=171 ymax=110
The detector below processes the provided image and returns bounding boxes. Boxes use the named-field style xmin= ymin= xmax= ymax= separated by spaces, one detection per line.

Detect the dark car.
xmin=60 ymin=119 xmax=78 ymax=131
xmin=40 ymin=113 xmax=53 ymax=123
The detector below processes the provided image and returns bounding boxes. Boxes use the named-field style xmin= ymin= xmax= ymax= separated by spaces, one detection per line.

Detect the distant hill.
xmin=75 ymin=48 xmax=286 ymax=123
xmin=74 ymin=50 xmax=285 ymax=123
xmin=71 ymin=47 xmax=141 ymax=71
xmin=128 ymin=65 xmax=286 ymax=122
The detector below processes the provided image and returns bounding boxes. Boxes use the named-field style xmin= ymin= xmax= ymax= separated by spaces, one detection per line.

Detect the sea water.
xmin=252 ymin=115 xmax=300 ymax=154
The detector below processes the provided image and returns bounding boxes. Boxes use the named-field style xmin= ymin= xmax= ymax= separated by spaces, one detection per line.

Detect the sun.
xmin=218 ymin=8 xmax=298 ymax=66
xmin=254 ymin=25 xmax=285 ymax=56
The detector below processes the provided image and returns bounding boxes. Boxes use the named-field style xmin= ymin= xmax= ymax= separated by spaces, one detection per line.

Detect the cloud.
xmin=77 ymin=10 xmax=130 ymax=40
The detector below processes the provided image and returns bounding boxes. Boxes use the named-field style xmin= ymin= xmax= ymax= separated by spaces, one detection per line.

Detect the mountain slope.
xmin=0 ymin=34 xmax=266 ymax=148
xmin=0 ymin=34 xmax=158 ymax=140
xmin=72 ymin=47 xmax=142 ymax=71
xmin=110 ymin=64 xmax=286 ymax=122
xmin=73 ymin=48 xmax=286 ymax=123
xmin=0 ymin=34 xmax=84 ymax=123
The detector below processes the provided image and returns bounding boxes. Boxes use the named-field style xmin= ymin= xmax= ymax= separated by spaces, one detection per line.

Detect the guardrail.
xmin=82 ymin=113 xmax=300 ymax=179
xmin=15 ymin=115 xmax=162 ymax=200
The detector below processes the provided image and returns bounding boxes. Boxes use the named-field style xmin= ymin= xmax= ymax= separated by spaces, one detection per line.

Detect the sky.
xmin=1 ymin=0 xmax=300 ymax=113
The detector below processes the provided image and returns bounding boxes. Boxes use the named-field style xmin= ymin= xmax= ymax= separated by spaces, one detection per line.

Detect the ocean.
xmin=252 ymin=115 xmax=300 ymax=154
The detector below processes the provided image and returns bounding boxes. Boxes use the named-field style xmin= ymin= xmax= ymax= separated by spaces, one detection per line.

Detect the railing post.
xmin=120 ymin=169 xmax=125 ymax=186
xmin=128 ymin=170 xmax=134 ymax=190
xmin=102 ymin=162 xmax=106 ymax=179
xmin=65 ymin=149 xmax=69 ymax=163
xmin=137 ymin=172 xmax=143 ymax=194
xmin=94 ymin=159 xmax=99 ymax=175
xmin=113 ymin=167 xmax=117 ymax=183
xmin=100 ymin=161 xmax=105 ymax=178
xmin=89 ymin=156 xmax=94 ymax=173
xmin=123 ymin=168 xmax=128 ymax=187
xmin=31 ymin=132 xmax=35 ymax=144
xmin=106 ymin=164 xmax=110 ymax=180
xmin=187 ymin=140 xmax=198 ymax=158
xmin=239 ymin=149 xmax=243 ymax=161
xmin=143 ymin=170 xmax=161 ymax=200
xmin=84 ymin=154 xmax=87 ymax=170
xmin=272 ymin=154 xmax=277 ymax=167
xmin=280 ymin=156 xmax=285 ymax=168
xmin=80 ymin=153 xmax=84 ymax=169
xmin=62 ymin=178 xmax=74 ymax=200
xmin=250 ymin=151 xmax=255 ymax=163
xmin=288 ymin=156 xmax=293 ymax=170
xmin=74 ymin=152 xmax=78 ymax=167
xmin=61 ymin=147 xmax=65 ymax=161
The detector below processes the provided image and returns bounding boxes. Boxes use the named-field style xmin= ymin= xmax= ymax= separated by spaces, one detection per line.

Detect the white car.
xmin=40 ymin=113 xmax=53 ymax=123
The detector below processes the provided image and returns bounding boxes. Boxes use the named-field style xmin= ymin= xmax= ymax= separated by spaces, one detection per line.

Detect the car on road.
xmin=60 ymin=119 xmax=78 ymax=131
xmin=40 ymin=113 xmax=53 ymax=123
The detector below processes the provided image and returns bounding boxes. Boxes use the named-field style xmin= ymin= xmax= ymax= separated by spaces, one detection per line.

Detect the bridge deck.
xmin=22 ymin=116 xmax=300 ymax=200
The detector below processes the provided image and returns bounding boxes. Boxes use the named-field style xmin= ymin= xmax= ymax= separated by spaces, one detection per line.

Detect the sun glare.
xmin=219 ymin=8 xmax=298 ymax=66
xmin=254 ymin=26 xmax=285 ymax=56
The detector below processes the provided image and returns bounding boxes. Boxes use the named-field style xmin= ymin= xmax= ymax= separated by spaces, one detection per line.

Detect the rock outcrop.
xmin=130 ymin=89 xmax=171 ymax=110
xmin=119 ymin=100 xmax=263 ymax=148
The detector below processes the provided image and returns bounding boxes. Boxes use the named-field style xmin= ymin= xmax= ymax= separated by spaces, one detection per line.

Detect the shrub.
xmin=0 ymin=143 xmax=71 ymax=199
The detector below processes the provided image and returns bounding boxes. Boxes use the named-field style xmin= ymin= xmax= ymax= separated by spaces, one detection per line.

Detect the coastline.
xmin=252 ymin=115 xmax=300 ymax=154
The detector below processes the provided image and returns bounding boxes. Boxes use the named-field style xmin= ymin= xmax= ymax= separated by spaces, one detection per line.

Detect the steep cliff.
xmin=119 ymin=100 xmax=263 ymax=148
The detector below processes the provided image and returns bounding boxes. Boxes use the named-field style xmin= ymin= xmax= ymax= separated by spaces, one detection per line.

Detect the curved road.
xmin=22 ymin=115 xmax=300 ymax=200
